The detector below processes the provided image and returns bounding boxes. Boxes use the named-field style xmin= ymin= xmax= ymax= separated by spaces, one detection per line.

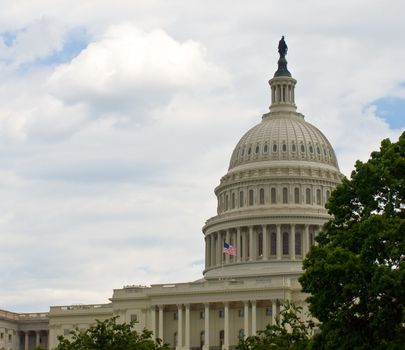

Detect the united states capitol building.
xmin=1 ymin=38 xmax=342 ymax=350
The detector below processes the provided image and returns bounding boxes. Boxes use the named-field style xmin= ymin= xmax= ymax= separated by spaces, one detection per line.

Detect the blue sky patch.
xmin=371 ymin=96 xmax=405 ymax=129
xmin=1 ymin=31 xmax=17 ymax=47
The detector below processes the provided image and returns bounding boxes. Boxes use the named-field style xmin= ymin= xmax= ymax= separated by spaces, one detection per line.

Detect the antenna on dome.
xmin=274 ymin=36 xmax=291 ymax=77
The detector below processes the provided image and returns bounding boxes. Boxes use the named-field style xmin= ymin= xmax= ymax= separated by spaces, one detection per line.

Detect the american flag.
xmin=223 ymin=242 xmax=237 ymax=256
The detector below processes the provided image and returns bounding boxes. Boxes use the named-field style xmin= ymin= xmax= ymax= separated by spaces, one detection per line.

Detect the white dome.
xmin=229 ymin=113 xmax=339 ymax=171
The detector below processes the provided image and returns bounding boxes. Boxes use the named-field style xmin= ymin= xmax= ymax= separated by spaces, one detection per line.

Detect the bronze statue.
xmin=278 ymin=36 xmax=288 ymax=58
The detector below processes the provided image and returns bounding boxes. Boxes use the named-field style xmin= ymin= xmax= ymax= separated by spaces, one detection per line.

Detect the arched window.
xmin=258 ymin=232 xmax=263 ymax=257
xmin=263 ymin=144 xmax=268 ymax=153
xmin=291 ymin=142 xmax=296 ymax=153
xmin=295 ymin=232 xmax=302 ymax=255
xmin=271 ymin=188 xmax=276 ymax=204
xmin=272 ymin=143 xmax=278 ymax=153
xmin=200 ymin=331 xmax=205 ymax=349
xmin=294 ymin=188 xmax=300 ymax=204
xmin=270 ymin=232 xmax=277 ymax=255
xmin=283 ymin=187 xmax=288 ymax=204
xmin=316 ymin=189 xmax=321 ymax=205
xmin=306 ymin=188 xmax=311 ymax=204
xmin=239 ymin=191 xmax=244 ymax=207
xmin=282 ymin=143 xmax=287 ymax=152
xmin=255 ymin=145 xmax=260 ymax=154
xmin=225 ymin=194 xmax=229 ymax=211
xmin=259 ymin=188 xmax=265 ymax=205
xmin=219 ymin=330 xmax=224 ymax=347
xmin=231 ymin=193 xmax=236 ymax=209
xmin=282 ymin=232 xmax=289 ymax=255
xmin=249 ymin=189 xmax=254 ymax=206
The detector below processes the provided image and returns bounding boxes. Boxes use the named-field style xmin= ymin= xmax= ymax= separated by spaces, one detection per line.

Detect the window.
xmin=272 ymin=143 xmax=278 ymax=152
xmin=240 ymin=234 xmax=244 ymax=258
xmin=255 ymin=145 xmax=260 ymax=154
xmin=248 ymin=147 xmax=252 ymax=155
xmin=258 ymin=232 xmax=263 ymax=257
xmin=282 ymin=187 xmax=288 ymax=204
xmin=306 ymin=188 xmax=311 ymax=204
xmin=0 ymin=333 xmax=3 ymax=339
xmin=8 ymin=334 xmax=12 ymax=342
xmin=294 ymin=188 xmax=300 ymax=204
xmin=249 ymin=189 xmax=254 ymax=206
xmin=173 ymin=312 xmax=178 ymax=320
xmin=259 ymin=188 xmax=265 ymax=204
xmin=200 ymin=331 xmax=205 ymax=348
xmin=326 ymin=190 xmax=330 ymax=201
xmin=219 ymin=330 xmax=224 ymax=347
xmin=266 ymin=307 xmax=273 ymax=316
xmin=271 ymin=232 xmax=277 ymax=255
xmin=231 ymin=193 xmax=236 ymax=209
xmin=309 ymin=144 xmax=314 ymax=153
xmin=282 ymin=143 xmax=287 ymax=152
xmin=283 ymin=232 xmax=289 ymax=255
xmin=295 ymin=232 xmax=302 ymax=255
xmin=225 ymin=194 xmax=229 ymax=210
xmin=219 ymin=310 xmax=224 ymax=318
xmin=174 ymin=332 xmax=178 ymax=346
xmin=271 ymin=188 xmax=276 ymax=204
xmin=130 ymin=314 xmax=138 ymax=322
xmin=239 ymin=191 xmax=244 ymax=207
xmin=300 ymin=143 xmax=305 ymax=153
xmin=238 ymin=329 xmax=245 ymax=339
xmin=238 ymin=308 xmax=244 ymax=317
xmin=263 ymin=144 xmax=268 ymax=153
xmin=317 ymin=145 xmax=321 ymax=155
xmin=316 ymin=189 xmax=321 ymax=205
xmin=291 ymin=143 xmax=296 ymax=153
xmin=200 ymin=311 xmax=205 ymax=319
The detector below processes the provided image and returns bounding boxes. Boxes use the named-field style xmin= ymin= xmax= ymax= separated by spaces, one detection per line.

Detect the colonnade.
xmin=205 ymin=224 xmax=320 ymax=269
xmin=150 ymin=299 xmax=281 ymax=350
xmin=19 ymin=330 xmax=48 ymax=350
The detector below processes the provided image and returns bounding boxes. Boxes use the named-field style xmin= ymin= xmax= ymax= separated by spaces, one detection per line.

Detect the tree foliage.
xmin=300 ymin=132 xmax=405 ymax=350
xmin=54 ymin=316 xmax=168 ymax=350
xmin=238 ymin=301 xmax=315 ymax=350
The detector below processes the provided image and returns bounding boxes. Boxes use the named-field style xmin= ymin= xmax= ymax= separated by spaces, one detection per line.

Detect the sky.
xmin=0 ymin=0 xmax=404 ymax=312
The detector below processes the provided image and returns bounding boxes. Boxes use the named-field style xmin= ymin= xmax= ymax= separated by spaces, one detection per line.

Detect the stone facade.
xmin=3 ymin=43 xmax=342 ymax=350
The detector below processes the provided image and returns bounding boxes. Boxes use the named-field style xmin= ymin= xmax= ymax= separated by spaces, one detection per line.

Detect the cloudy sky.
xmin=0 ymin=0 xmax=404 ymax=312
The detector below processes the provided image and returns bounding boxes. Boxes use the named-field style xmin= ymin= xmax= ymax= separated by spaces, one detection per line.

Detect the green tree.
xmin=54 ymin=316 xmax=168 ymax=350
xmin=238 ymin=301 xmax=315 ymax=350
xmin=300 ymin=132 xmax=405 ymax=350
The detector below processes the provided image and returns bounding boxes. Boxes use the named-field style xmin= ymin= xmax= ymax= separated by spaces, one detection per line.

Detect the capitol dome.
xmin=202 ymin=37 xmax=342 ymax=280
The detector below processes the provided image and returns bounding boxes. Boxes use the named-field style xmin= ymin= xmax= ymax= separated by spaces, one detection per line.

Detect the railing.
xmin=51 ymin=303 xmax=112 ymax=311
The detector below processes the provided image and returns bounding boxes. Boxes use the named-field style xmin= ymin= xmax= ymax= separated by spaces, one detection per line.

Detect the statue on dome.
xmin=278 ymin=36 xmax=288 ymax=58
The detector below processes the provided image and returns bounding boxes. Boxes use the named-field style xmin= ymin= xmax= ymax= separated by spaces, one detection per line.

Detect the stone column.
xmin=304 ymin=225 xmax=310 ymax=255
xmin=185 ymin=304 xmax=190 ymax=349
xmin=276 ymin=224 xmax=282 ymax=260
xmin=205 ymin=236 xmax=209 ymax=269
xmin=211 ymin=233 xmax=216 ymax=266
xmin=177 ymin=304 xmax=183 ymax=349
xmin=150 ymin=306 xmax=156 ymax=339
xmin=158 ymin=305 xmax=164 ymax=341
xmin=251 ymin=300 xmax=257 ymax=335
xmin=203 ymin=303 xmax=210 ymax=350
xmin=36 ymin=331 xmax=40 ymax=347
xmin=24 ymin=332 xmax=29 ymax=350
xmin=244 ymin=301 xmax=249 ymax=338
xmin=291 ymin=224 xmax=296 ymax=260
xmin=249 ymin=226 xmax=254 ymax=261
xmin=242 ymin=229 xmax=248 ymax=261
xmin=236 ymin=227 xmax=241 ymax=262
xmin=217 ymin=232 xmax=223 ymax=266
xmin=271 ymin=300 xmax=278 ymax=325
xmin=224 ymin=302 xmax=229 ymax=350
xmin=225 ymin=229 xmax=230 ymax=264
xmin=262 ymin=225 xmax=268 ymax=260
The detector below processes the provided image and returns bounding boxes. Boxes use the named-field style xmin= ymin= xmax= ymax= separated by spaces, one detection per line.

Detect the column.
xmin=242 ymin=230 xmax=248 ymax=261
xmin=249 ymin=226 xmax=254 ymax=261
xmin=236 ymin=227 xmax=241 ymax=262
xmin=276 ymin=224 xmax=281 ymax=260
xmin=251 ymin=300 xmax=257 ymax=335
xmin=25 ymin=332 xmax=29 ymax=350
xmin=36 ymin=331 xmax=40 ymax=347
xmin=217 ymin=232 xmax=223 ymax=266
xmin=304 ymin=225 xmax=310 ymax=255
xmin=177 ymin=304 xmax=183 ymax=349
xmin=224 ymin=302 xmax=229 ymax=350
xmin=205 ymin=236 xmax=209 ymax=269
xmin=291 ymin=224 xmax=296 ymax=260
xmin=158 ymin=305 xmax=164 ymax=341
xmin=244 ymin=301 xmax=250 ymax=338
xmin=150 ymin=306 xmax=156 ymax=339
xmin=185 ymin=304 xmax=190 ymax=349
xmin=211 ymin=233 xmax=216 ymax=266
xmin=225 ymin=229 xmax=230 ymax=264
xmin=203 ymin=304 xmax=210 ymax=350
xmin=271 ymin=300 xmax=278 ymax=325
xmin=262 ymin=225 xmax=268 ymax=260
